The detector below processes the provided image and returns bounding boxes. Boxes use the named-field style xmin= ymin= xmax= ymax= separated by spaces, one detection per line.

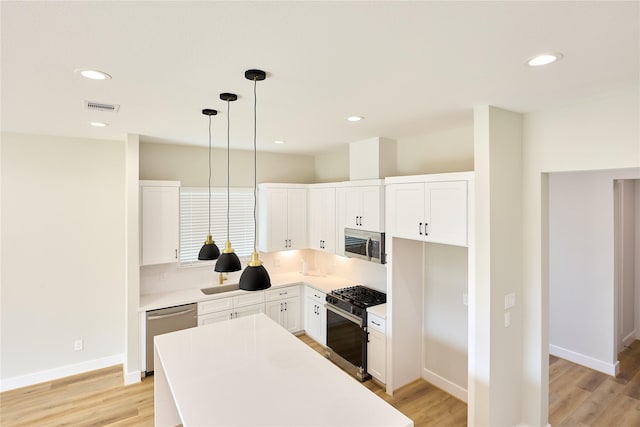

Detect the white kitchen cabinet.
xmin=265 ymin=285 xmax=302 ymax=333
xmin=140 ymin=180 xmax=180 ymax=265
xmin=308 ymin=186 xmax=336 ymax=253
xmin=258 ymin=184 xmax=307 ymax=252
xmin=197 ymin=292 xmax=266 ymax=326
xmin=304 ymin=286 xmax=326 ymax=346
xmin=367 ymin=313 xmax=386 ymax=383
xmin=342 ymin=184 xmax=384 ymax=232
xmin=386 ymin=175 xmax=469 ymax=247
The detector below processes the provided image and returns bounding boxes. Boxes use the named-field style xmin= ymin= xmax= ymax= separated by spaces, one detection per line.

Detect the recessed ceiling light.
xmin=78 ymin=69 xmax=112 ymax=80
xmin=90 ymin=122 xmax=108 ymax=127
xmin=526 ymin=53 xmax=563 ymax=67
xmin=347 ymin=116 xmax=363 ymax=122
xmin=274 ymin=140 xmax=285 ymax=144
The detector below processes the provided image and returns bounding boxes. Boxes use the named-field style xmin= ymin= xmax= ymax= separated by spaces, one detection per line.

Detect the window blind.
xmin=180 ymin=187 xmax=255 ymax=265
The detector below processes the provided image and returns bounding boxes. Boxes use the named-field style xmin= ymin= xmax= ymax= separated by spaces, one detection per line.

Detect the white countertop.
xmin=154 ymin=313 xmax=412 ymax=427
xmin=140 ymin=272 xmax=357 ymax=311
xmin=367 ymin=303 xmax=387 ymax=319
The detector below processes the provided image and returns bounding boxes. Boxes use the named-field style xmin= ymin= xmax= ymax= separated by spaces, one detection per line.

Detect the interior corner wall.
xmin=548 ymin=170 xmax=639 ymax=372
xmin=1 ymin=132 xmax=126 ymax=389
xmin=139 ymin=142 xmax=316 ymax=187
xmin=636 ymin=181 xmax=640 ymax=337
xmin=314 ymin=145 xmax=349 ymax=183
xmin=521 ymin=87 xmax=640 ymax=427
xmin=396 ymin=122 xmax=474 ymax=175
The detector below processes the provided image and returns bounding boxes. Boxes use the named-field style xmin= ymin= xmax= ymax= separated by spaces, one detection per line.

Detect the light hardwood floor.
xmin=2 ymin=337 xmax=639 ymax=426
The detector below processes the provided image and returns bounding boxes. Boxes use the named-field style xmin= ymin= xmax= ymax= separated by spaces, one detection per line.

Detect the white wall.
xmin=140 ymin=142 xmax=316 ymax=187
xmin=423 ymin=243 xmax=468 ymax=396
xmin=636 ymin=182 xmax=640 ymax=337
xmin=1 ymin=132 xmax=126 ymax=389
xmin=548 ymin=170 xmax=639 ymax=374
xmin=473 ymin=106 xmax=523 ymax=427
xmin=521 ymin=87 xmax=640 ymax=426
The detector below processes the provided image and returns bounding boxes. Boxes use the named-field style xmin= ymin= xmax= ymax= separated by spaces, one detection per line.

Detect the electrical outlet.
xmin=504 ymin=312 xmax=511 ymax=328
xmin=462 ymin=293 xmax=468 ymax=306
xmin=74 ymin=339 xmax=83 ymax=351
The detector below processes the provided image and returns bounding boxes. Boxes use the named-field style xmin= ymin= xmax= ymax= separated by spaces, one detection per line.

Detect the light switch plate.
xmin=504 ymin=293 xmax=516 ymax=310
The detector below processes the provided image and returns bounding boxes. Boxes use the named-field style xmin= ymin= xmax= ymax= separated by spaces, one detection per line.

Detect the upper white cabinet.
xmin=341 ymin=182 xmax=384 ymax=232
xmin=258 ymin=184 xmax=307 ymax=252
xmin=386 ymin=173 xmax=472 ymax=247
xmin=140 ymin=180 xmax=180 ymax=266
xmin=308 ymin=186 xmax=336 ymax=253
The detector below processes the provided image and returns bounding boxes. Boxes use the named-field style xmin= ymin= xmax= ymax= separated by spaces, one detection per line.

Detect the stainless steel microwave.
xmin=344 ymin=228 xmax=386 ymax=264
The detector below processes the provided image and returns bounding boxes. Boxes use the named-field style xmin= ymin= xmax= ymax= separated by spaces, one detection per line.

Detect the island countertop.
xmin=154 ymin=313 xmax=412 ymax=427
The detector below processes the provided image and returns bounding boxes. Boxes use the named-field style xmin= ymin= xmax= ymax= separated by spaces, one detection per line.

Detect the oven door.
xmin=326 ymin=304 xmax=369 ymax=380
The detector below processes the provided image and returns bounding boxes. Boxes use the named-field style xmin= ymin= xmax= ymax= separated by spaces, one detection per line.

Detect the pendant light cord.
xmin=252 ymin=77 xmax=258 ymax=251
xmin=226 ymin=99 xmax=231 ymax=242
xmin=207 ymin=114 xmax=212 ymax=236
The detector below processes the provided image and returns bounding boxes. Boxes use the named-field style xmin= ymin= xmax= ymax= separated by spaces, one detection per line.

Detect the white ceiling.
xmin=2 ymin=1 xmax=638 ymax=155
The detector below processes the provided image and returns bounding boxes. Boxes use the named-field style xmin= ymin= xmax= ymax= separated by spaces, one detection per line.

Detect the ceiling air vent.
xmin=85 ymin=100 xmax=120 ymax=113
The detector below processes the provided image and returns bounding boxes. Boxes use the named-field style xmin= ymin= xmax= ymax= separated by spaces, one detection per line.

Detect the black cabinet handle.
xmin=419 ymin=222 xmax=423 ymax=235
xmin=425 ymin=222 xmax=429 ymax=236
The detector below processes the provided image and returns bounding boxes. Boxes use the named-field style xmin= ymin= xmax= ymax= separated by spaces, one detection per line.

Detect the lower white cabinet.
xmin=367 ymin=313 xmax=386 ymax=383
xmin=198 ymin=292 xmax=265 ymax=326
xmin=265 ymin=285 xmax=302 ymax=333
xmin=304 ymin=286 xmax=326 ymax=346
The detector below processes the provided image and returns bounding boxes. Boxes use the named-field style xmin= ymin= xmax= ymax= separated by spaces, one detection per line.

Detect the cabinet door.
xmin=265 ymin=300 xmax=284 ymax=326
xmin=424 ymin=181 xmax=468 ymax=246
xmin=198 ymin=310 xmax=234 ymax=326
xmin=386 ymin=183 xmax=425 ymax=241
xmin=304 ymin=297 xmax=320 ymax=341
xmin=308 ymin=188 xmax=336 ymax=252
xmin=287 ymin=188 xmax=307 ymax=250
xmin=359 ymin=186 xmax=383 ymax=232
xmin=282 ymin=296 xmax=301 ymax=333
xmin=344 ymin=188 xmax=362 ymax=229
xmin=308 ymin=188 xmax=324 ymax=251
xmin=259 ymin=188 xmax=288 ymax=252
xmin=367 ymin=329 xmax=386 ymax=383
xmin=141 ymin=185 xmax=179 ymax=265
xmin=235 ymin=303 xmax=265 ymax=319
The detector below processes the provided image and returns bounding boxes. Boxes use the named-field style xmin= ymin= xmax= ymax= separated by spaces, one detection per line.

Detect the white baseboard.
xmin=422 ymin=368 xmax=468 ymax=403
xmin=0 ymin=354 xmax=124 ymax=392
xmin=124 ymin=370 xmax=141 ymax=385
xmin=549 ymin=344 xmax=619 ymax=376
xmin=623 ymin=330 xmax=636 ymax=347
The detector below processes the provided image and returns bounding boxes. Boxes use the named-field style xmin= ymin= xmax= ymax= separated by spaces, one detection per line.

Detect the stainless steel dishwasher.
xmin=146 ymin=303 xmax=197 ymax=374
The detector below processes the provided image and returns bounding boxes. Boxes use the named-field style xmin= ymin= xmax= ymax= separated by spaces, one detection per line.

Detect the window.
xmin=179 ymin=187 xmax=255 ymax=265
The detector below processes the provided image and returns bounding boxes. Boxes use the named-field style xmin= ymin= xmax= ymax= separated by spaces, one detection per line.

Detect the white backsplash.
xmin=311 ymin=251 xmax=387 ymax=293
xmin=140 ymin=249 xmax=317 ymax=295
xmin=140 ymin=249 xmax=386 ymax=295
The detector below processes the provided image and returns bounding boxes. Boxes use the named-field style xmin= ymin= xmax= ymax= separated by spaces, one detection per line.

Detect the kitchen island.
xmin=154 ymin=313 xmax=412 ymax=427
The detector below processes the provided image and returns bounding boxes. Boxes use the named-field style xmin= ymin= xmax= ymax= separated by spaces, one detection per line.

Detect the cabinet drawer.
xmin=367 ymin=313 xmax=386 ymax=333
xmin=266 ymin=285 xmax=300 ymax=302
xmin=198 ymin=297 xmax=233 ymax=315
xmin=233 ymin=292 xmax=265 ymax=308
xmin=304 ymin=285 xmax=326 ymax=303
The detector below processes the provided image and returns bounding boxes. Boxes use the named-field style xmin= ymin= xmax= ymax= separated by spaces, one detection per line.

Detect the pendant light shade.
xmin=214 ymin=93 xmax=242 ymax=273
xmin=240 ymin=69 xmax=271 ymax=291
xmin=198 ymin=109 xmax=220 ymax=261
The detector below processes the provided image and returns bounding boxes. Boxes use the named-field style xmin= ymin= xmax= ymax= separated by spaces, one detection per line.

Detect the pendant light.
xmin=239 ymin=69 xmax=271 ymax=291
xmin=214 ymin=93 xmax=242 ymax=273
xmin=198 ymin=109 xmax=221 ymax=261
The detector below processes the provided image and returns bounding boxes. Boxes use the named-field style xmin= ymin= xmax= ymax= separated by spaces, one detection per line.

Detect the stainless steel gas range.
xmin=325 ymin=285 xmax=386 ymax=381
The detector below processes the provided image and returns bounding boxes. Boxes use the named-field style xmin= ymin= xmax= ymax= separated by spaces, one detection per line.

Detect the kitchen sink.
xmin=201 ymin=284 xmax=240 ymax=295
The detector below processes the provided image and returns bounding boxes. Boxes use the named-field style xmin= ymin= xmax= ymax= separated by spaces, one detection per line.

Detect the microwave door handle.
xmin=366 ymin=237 xmax=372 ymax=259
